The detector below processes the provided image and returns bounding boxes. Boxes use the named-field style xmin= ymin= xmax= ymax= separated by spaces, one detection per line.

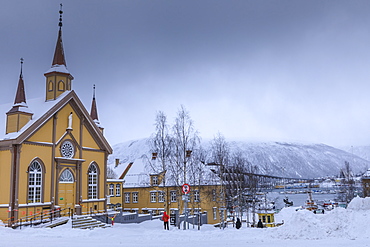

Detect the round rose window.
xmin=61 ymin=141 xmax=74 ymax=158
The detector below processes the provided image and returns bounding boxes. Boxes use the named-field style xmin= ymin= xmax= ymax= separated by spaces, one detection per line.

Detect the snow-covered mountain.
xmin=343 ymin=145 xmax=370 ymax=162
xmin=227 ymin=141 xmax=370 ymax=178
xmin=108 ymin=139 xmax=370 ymax=179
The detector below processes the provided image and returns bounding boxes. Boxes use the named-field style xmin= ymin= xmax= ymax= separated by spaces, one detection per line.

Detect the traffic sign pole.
xmin=182 ymin=184 xmax=191 ymax=230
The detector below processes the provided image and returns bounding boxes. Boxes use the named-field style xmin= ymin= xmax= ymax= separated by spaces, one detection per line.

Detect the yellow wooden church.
xmin=0 ymin=8 xmax=112 ymax=225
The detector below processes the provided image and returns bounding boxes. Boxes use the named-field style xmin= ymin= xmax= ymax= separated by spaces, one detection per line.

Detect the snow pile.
xmin=1 ymin=198 xmax=370 ymax=246
xmin=346 ymin=196 xmax=370 ymax=210
xmin=270 ymin=197 xmax=370 ymax=240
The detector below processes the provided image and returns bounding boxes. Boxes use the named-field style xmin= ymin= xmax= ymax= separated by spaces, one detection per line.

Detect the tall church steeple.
xmin=90 ymin=85 xmax=104 ymax=133
xmin=44 ymin=4 xmax=74 ymax=101
xmin=90 ymin=85 xmax=98 ymax=121
xmin=52 ymin=15 xmax=66 ymax=66
xmin=14 ymin=58 xmax=26 ymax=105
xmin=6 ymin=59 xmax=33 ymax=134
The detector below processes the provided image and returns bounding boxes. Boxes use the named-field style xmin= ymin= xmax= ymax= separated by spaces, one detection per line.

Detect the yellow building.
xmin=107 ymin=179 xmax=124 ymax=209
xmin=0 ymin=8 xmax=112 ymax=226
xmin=122 ymin=172 xmax=224 ymax=225
xmin=362 ymin=168 xmax=370 ymax=197
xmin=257 ymin=211 xmax=276 ymax=227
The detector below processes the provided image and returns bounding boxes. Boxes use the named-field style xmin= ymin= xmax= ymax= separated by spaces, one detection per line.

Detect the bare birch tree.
xmin=148 ymin=111 xmax=172 ymax=174
xmin=147 ymin=111 xmax=173 ymax=212
xmin=187 ymin=145 xmax=208 ymax=229
xmin=227 ymin=149 xmax=248 ymax=219
xmin=107 ymin=166 xmax=118 ymax=179
xmin=169 ymin=105 xmax=200 ymax=227
xmin=209 ymin=133 xmax=230 ymax=228
xmin=170 ymin=105 xmax=200 ymax=186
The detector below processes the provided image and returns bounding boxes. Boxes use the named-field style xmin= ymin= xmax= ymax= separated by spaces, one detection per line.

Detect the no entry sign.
xmin=182 ymin=183 xmax=191 ymax=194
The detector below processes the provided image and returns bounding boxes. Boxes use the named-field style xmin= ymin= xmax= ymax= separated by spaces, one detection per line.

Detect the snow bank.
xmin=1 ymin=198 xmax=370 ymax=246
xmin=347 ymin=196 xmax=370 ymax=210
xmin=270 ymin=197 xmax=370 ymax=240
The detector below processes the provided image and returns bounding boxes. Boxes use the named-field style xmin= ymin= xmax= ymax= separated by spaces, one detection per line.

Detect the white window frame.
xmin=158 ymin=191 xmax=164 ymax=202
xmin=88 ymin=163 xmax=98 ymax=199
xmin=109 ymin=184 xmax=114 ymax=197
xmin=59 ymin=169 xmax=74 ymax=183
xmin=152 ymin=176 xmax=158 ymax=186
xmin=170 ymin=191 xmax=177 ymax=202
xmin=194 ymin=190 xmax=200 ymax=202
xmin=115 ymin=184 xmax=121 ymax=196
xmin=150 ymin=192 xmax=157 ymax=203
xmin=28 ymin=160 xmax=42 ymax=203
xmin=132 ymin=192 xmax=139 ymax=203
xmin=124 ymin=192 xmax=130 ymax=203
xmin=213 ymin=207 xmax=217 ymax=220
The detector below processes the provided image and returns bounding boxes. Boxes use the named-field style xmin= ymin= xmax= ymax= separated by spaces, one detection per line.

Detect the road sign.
xmin=182 ymin=183 xmax=191 ymax=194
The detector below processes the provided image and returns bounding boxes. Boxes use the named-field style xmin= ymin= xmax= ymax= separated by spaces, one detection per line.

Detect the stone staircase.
xmin=72 ymin=216 xmax=111 ymax=229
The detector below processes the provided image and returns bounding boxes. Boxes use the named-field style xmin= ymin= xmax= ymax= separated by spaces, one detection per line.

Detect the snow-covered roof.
xmin=108 ymin=139 xmax=220 ymax=188
xmin=44 ymin=64 xmax=71 ymax=75
xmin=13 ymin=102 xmax=27 ymax=108
xmin=9 ymin=103 xmax=34 ymax=115
xmin=0 ymin=91 xmax=70 ymax=141
xmin=107 ymin=179 xmax=125 ymax=183
xmin=94 ymin=119 xmax=104 ymax=129
xmin=363 ymin=168 xmax=370 ymax=177
xmin=0 ymin=90 xmax=112 ymax=154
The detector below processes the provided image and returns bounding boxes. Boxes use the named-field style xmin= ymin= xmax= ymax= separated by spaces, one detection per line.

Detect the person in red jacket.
xmin=162 ymin=211 xmax=170 ymax=230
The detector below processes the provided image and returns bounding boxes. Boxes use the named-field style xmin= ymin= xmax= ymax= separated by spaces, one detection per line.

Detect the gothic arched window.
xmin=59 ymin=169 xmax=74 ymax=183
xmin=28 ymin=160 xmax=43 ymax=203
xmin=48 ymin=81 xmax=53 ymax=91
xmin=88 ymin=163 xmax=99 ymax=199
xmin=58 ymin=80 xmax=65 ymax=91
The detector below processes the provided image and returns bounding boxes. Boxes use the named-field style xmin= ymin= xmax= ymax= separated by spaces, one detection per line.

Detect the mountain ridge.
xmin=108 ymin=138 xmax=370 ymax=179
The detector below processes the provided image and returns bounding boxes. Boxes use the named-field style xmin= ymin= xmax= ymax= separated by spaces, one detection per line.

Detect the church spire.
xmin=44 ymin=4 xmax=74 ymax=101
xmin=52 ymin=4 xmax=66 ymax=66
xmin=6 ymin=59 xmax=33 ymax=134
xmin=90 ymin=85 xmax=104 ymax=133
xmin=14 ymin=58 xmax=26 ymax=105
xmin=90 ymin=85 xmax=99 ymax=121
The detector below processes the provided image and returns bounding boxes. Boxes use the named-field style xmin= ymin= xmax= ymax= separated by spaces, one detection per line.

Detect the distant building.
xmin=122 ymin=171 xmax=224 ymax=225
xmin=0 ymin=8 xmax=112 ymax=225
xmin=362 ymin=168 xmax=370 ymax=197
xmin=107 ymin=179 xmax=124 ymax=210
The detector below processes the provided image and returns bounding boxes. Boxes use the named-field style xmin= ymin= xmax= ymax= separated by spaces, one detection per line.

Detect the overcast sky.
xmin=2 ymin=0 xmax=370 ymax=147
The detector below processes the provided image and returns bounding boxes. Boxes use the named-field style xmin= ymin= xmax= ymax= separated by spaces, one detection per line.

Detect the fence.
xmin=174 ymin=211 xmax=208 ymax=229
xmin=9 ymin=207 xmax=73 ymax=229
xmin=92 ymin=210 xmax=153 ymax=224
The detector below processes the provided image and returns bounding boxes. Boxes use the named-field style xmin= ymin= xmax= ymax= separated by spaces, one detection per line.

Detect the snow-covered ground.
xmin=1 ymin=197 xmax=370 ymax=247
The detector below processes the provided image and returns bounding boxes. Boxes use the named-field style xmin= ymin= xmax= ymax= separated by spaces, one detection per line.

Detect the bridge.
xmin=206 ymin=162 xmax=320 ymax=199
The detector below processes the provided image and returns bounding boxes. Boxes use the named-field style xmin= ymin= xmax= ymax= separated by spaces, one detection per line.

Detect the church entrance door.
xmin=58 ymin=169 xmax=75 ymax=209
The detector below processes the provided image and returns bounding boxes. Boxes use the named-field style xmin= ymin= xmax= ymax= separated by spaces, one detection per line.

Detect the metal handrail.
xmin=10 ymin=207 xmax=72 ymax=229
